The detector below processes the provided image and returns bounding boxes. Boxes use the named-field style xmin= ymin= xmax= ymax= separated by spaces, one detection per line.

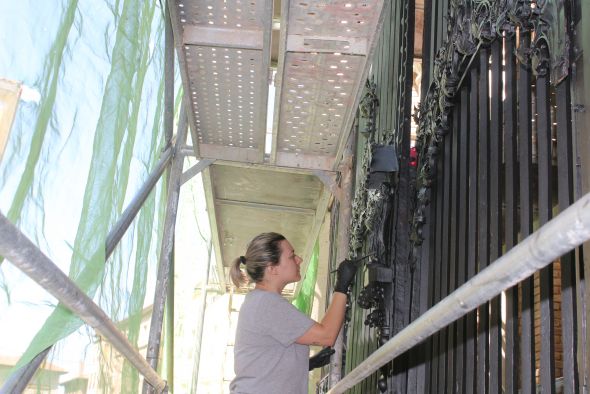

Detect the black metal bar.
xmin=106 ymin=146 xmax=173 ymax=259
xmin=536 ymin=63 xmax=556 ymax=394
xmin=518 ymin=31 xmax=535 ymax=394
xmin=349 ymin=244 xmax=366 ymax=394
xmin=477 ymin=47 xmax=490 ymax=394
xmin=432 ymin=135 xmax=444 ymax=392
xmin=419 ymin=3 xmax=434 ymax=390
xmin=424 ymin=193 xmax=437 ymax=394
xmin=455 ymin=84 xmax=470 ymax=394
xmin=421 ymin=0 xmax=433 ymax=99
xmin=503 ymin=32 xmax=519 ymax=394
xmin=465 ymin=66 xmax=479 ymax=394
xmin=412 ymin=200 xmax=434 ymax=394
xmin=382 ymin=0 xmax=394 ymax=135
xmin=488 ymin=38 xmax=503 ymax=393
xmin=142 ymin=102 xmax=188 ymax=394
xmin=330 ymin=190 xmax=590 ymax=394
xmin=394 ymin=0 xmax=417 ymax=390
xmin=438 ymin=121 xmax=452 ymax=391
xmin=446 ymin=105 xmax=459 ymax=394
xmin=436 ymin=0 xmax=444 ymax=55
xmin=555 ymin=77 xmax=579 ymax=393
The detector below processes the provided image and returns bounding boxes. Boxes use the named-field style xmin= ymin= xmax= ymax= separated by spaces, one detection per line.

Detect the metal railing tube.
xmin=327 ymin=191 xmax=590 ymax=394
xmin=105 ymin=145 xmax=173 ymax=259
xmin=0 ymin=347 xmax=51 ymax=393
xmin=0 ymin=213 xmax=168 ymax=393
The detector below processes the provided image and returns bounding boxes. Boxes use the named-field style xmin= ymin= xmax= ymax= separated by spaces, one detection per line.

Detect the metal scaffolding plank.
xmin=170 ymin=0 xmax=272 ymax=163
xmin=272 ymin=0 xmax=386 ymax=169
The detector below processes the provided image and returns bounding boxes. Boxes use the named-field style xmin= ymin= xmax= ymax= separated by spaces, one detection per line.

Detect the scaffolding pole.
xmin=106 ymin=145 xmax=173 ymax=259
xmin=329 ymin=128 xmax=356 ymax=386
xmin=0 ymin=347 xmax=51 ymax=394
xmin=0 ymin=213 xmax=168 ymax=393
xmin=142 ymin=101 xmax=188 ymax=394
xmin=327 ymin=191 xmax=590 ymax=394
xmin=0 ymin=145 xmax=173 ymax=393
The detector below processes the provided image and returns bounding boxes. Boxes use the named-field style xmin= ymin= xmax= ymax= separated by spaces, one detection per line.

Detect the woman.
xmin=229 ymin=232 xmax=357 ymax=394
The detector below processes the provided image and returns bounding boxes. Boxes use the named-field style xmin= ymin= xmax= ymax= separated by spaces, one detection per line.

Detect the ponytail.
xmin=230 ymin=256 xmax=247 ymax=288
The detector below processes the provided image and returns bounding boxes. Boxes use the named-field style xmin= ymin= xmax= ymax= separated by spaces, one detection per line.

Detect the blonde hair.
xmin=229 ymin=232 xmax=286 ymax=288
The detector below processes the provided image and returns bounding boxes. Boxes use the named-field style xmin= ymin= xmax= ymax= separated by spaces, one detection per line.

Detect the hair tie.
xmin=239 ymin=256 xmax=246 ymax=266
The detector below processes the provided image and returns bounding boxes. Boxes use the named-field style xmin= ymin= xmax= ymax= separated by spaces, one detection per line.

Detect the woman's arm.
xmin=296 ymin=259 xmax=357 ymax=346
xmin=296 ymin=292 xmax=347 ymax=347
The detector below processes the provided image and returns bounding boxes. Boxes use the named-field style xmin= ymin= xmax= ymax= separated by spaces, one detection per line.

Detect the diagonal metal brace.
xmin=181 ymin=158 xmax=215 ymax=185
xmin=0 ymin=213 xmax=168 ymax=393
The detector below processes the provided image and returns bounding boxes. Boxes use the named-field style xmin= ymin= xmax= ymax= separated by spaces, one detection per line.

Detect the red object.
xmin=409 ymin=147 xmax=418 ymax=167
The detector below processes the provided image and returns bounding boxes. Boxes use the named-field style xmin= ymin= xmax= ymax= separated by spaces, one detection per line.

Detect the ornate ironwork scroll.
xmin=410 ymin=0 xmax=571 ymax=265
xmin=348 ymin=79 xmax=395 ymax=392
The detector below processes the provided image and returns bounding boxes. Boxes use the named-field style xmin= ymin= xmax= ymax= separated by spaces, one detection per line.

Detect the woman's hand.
xmin=333 ymin=259 xmax=358 ymax=294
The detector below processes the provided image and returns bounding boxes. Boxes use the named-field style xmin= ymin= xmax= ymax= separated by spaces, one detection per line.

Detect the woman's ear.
xmin=267 ymin=264 xmax=278 ymax=276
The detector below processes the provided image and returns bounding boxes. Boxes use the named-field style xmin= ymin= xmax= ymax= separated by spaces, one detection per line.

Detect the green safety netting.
xmin=292 ymin=241 xmax=319 ymax=316
xmin=0 ymin=0 xmax=186 ymax=391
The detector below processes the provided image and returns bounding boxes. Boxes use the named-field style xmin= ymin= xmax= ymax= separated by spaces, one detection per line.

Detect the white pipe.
xmin=328 ymin=191 xmax=590 ymax=394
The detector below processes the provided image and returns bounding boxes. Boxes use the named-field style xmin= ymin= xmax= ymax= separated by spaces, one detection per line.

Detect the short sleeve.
xmin=256 ymin=293 xmax=315 ymax=347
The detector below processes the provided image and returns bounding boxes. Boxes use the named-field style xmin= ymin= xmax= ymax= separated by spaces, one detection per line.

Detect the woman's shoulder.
xmin=239 ymin=290 xmax=285 ymax=325
xmin=244 ymin=289 xmax=288 ymax=310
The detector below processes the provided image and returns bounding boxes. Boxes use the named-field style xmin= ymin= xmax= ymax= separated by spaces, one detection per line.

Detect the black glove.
xmin=309 ymin=347 xmax=335 ymax=370
xmin=333 ymin=259 xmax=358 ymax=294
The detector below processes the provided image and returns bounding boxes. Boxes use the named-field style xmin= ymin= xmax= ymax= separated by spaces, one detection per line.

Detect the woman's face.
xmin=274 ymin=239 xmax=303 ymax=285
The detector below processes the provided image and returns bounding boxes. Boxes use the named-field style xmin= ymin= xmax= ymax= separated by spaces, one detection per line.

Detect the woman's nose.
xmin=296 ymin=256 xmax=303 ymax=264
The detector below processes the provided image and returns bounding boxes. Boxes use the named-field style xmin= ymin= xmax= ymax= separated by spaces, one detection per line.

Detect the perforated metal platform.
xmin=272 ymin=0 xmax=384 ymax=170
xmin=169 ymin=0 xmax=386 ymax=292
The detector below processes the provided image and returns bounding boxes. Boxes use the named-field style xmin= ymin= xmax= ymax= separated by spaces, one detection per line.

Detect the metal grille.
xmin=174 ymin=0 xmax=271 ymax=162
xmin=273 ymin=0 xmax=386 ymax=168
xmin=179 ymin=0 xmax=261 ymax=29
xmin=186 ymin=46 xmax=263 ymax=148
xmin=278 ymin=52 xmax=361 ymax=155
xmin=289 ymin=0 xmax=381 ymax=38
xmin=408 ymin=1 xmax=582 ymax=392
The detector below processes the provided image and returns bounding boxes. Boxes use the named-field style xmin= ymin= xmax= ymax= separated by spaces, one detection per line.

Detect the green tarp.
xmin=0 ymin=1 xmax=172 ymax=391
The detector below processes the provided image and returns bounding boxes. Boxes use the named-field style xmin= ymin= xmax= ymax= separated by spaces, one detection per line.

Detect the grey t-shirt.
xmin=231 ymin=289 xmax=315 ymax=394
